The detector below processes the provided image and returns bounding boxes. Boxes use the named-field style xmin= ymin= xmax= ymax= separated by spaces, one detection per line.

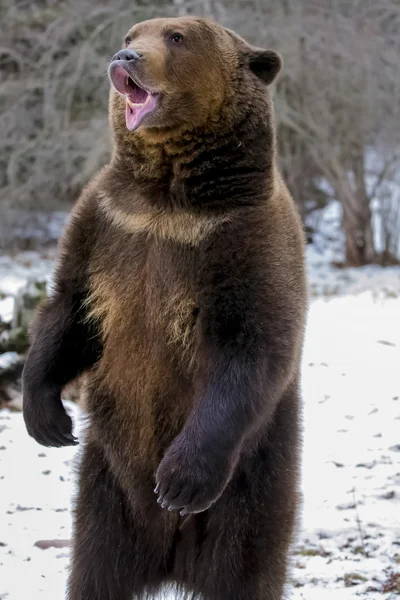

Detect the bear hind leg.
xmin=67 ymin=441 xmax=165 ymax=600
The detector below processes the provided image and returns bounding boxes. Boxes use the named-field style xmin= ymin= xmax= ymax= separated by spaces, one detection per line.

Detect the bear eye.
xmin=170 ymin=33 xmax=184 ymax=44
xmin=124 ymin=36 xmax=131 ymax=47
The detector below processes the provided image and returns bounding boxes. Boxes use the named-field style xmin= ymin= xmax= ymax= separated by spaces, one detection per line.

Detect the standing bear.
xmin=22 ymin=16 xmax=307 ymax=600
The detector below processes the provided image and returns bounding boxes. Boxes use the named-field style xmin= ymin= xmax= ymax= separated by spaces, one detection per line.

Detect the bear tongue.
xmin=125 ymin=94 xmax=158 ymax=131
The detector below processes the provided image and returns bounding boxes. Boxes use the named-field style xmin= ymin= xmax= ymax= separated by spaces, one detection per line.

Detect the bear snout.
xmin=111 ymin=49 xmax=143 ymax=63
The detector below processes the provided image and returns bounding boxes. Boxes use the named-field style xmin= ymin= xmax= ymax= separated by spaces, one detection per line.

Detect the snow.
xmin=0 ymin=251 xmax=55 ymax=299
xmin=1 ymin=248 xmax=400 ymax=598
xmin=0 ymin=402 xmax=80 ymax=600
xmin=0 ymin=352 xmax=21 ymax=373
xmin=293 ymin=293 xmax=400 ymax=598
xmin=0 ymin=297 xmax=14 ymax=325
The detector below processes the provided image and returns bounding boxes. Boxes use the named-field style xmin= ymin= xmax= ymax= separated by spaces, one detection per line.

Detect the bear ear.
xmin=247 ymin=48 xmax=282 ymax=85
xmin=224 ymin=28 xmax=282 ymax=85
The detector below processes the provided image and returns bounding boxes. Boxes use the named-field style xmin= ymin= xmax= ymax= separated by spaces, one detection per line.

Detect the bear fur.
xmin=22 ymin=16 xmax=307 ymax=600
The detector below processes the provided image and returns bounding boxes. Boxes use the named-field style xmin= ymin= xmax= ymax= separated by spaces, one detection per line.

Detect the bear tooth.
xmin=126 ymin=97 xmax=145 ymax=109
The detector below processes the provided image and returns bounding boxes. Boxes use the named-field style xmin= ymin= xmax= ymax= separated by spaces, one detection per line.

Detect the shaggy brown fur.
xmin=22 ymin=16 xmax=307 ymax=600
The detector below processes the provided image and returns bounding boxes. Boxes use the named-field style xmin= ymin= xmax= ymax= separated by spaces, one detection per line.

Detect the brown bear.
xmin=22 ymin=16 xmax=307 ymax=600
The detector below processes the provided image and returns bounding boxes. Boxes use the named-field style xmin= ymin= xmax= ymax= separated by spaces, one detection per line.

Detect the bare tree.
xmin=1 ymin=0 xmax=400 ymax=264
xmin=214 ymin=0 xmax=400 ymax=265
xmin=0 ymin=0 xmax=169 ymax=245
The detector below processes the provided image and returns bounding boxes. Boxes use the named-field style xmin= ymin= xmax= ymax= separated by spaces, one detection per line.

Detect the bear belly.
xmin=83 ymin=257 xmax=198 ymax=473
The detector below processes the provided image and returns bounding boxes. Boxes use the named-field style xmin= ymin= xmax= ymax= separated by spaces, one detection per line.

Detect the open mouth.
xmin=109 ymin=63 xmax=158 ymax=131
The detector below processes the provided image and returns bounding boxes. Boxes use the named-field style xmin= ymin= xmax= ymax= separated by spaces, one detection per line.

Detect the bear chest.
xmin=87 ymin=233 xmax=201 ymax=369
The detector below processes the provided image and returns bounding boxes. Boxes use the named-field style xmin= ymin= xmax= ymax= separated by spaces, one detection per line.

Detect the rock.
xmin=356 ymin=461 xmax=376 ymax=469
xmin=336 ymin=502 xmax=356 ymax=511
xmin=380 ymin=490 xmax=396 ymax=500
xmin=34 ymin=539 xmax=71 ymax=550
xmin=344 ymin=572 xmax=368 ymax=587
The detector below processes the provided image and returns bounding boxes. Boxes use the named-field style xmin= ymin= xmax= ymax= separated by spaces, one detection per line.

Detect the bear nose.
xmin=112 ymin=49 xmax=143 ymax=62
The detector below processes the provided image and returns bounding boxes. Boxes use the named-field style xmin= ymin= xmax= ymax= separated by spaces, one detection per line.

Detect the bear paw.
xmin=155 ymin=432 xmax=233 ymax=515
xmin=23 ymin=385 xmax=78 ymax=448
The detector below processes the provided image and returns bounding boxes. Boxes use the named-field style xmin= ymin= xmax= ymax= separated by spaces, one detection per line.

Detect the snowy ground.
xmin=1 ymin=247 xmax=400 ymax=599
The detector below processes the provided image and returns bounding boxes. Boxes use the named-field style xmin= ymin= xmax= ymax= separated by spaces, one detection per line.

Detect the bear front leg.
xmin=155 ymin=349 xmax=271 ymax=514
xmin=23 ymin=290 xmax=101 ymax=447
xmin=155 ymin=244 xmax=302 ymax=515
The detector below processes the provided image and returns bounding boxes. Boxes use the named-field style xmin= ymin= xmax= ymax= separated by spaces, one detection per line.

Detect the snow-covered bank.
xmin=294 ymin=294 xmax=400 ymax=598
xmin=1 ymin=250 xmax=400 ymax=599
xmin=0 ymin=401 xmax=80 ymax=600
